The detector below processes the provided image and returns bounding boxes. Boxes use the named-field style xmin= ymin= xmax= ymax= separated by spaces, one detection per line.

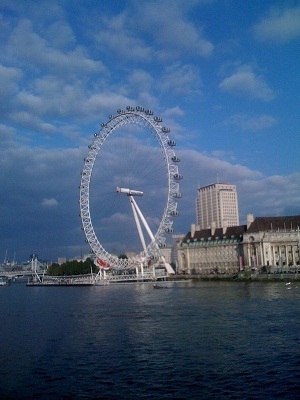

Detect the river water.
xmin=0 ymin=280 xmax=299 ymax=399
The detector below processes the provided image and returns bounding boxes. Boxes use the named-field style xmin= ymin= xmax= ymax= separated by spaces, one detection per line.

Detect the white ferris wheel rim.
xmin=79 ymin=106 xmax=182 ymax=269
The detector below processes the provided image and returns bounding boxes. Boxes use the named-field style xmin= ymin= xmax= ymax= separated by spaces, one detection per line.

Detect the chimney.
xmin=191 ymin=224 xmax=196 ymax=238
xmin=247 ymin=213 xmax=254 ymax=229
xmin=222 ymin=220 xmax=228 ymax=235
xmin=211 ymin=221 xmax=216 ymax=236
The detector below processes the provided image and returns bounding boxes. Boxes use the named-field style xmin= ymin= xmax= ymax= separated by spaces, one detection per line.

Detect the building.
xmin=196 ymin=183 xmax=239 ymax=230
xmin=177 ymin=214 xmax=300 ymax=275
xmin=159 ymin=246 xmax=172 ymax=264
xmin=178 ymin=223 xmax=246 ymax=275
xmin=171 ymin=234 xmax=185 ymax=273
xmin=243 ymin=214 xmax=300 ymax=272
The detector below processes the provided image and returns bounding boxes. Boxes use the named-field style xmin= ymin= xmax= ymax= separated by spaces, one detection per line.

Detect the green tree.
xmin=47 ymin=258 xmax=98 ymax=276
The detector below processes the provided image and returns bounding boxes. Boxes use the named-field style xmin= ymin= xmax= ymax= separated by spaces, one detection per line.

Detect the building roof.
xmin=197 ymin=182 xmax=236 ymax=190
xmin=182 ymin=225 xmax=247 ymax=243
xmin=247 ymin=215 xmax=300 ymax=233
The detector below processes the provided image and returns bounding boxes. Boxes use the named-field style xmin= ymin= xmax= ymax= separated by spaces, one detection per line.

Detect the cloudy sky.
xmin=1 ymin=0 xmax=299 ymax=263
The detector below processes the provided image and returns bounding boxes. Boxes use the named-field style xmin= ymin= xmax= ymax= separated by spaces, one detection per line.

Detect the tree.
xmin=47 ymin=258 xmax=99 ymax=276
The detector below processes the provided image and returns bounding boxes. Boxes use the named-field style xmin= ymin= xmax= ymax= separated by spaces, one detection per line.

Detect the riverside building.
xmin=178 ymin=223 xmax=246 ymax=275
xmin=177 ymin=214 xmax=300 ymax=275
xmin=196 ymin=183 xmax=239 ymax=230
xmin=243 ymin=214 xmax=300 ymax=273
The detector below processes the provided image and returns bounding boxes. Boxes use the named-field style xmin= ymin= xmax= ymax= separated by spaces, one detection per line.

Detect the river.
xmin=0 ymin=280 xmax=299 ymax=399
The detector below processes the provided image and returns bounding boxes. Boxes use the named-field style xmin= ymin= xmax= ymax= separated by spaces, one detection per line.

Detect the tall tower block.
xmin=196 ymin=183 xmax=239 ymax=230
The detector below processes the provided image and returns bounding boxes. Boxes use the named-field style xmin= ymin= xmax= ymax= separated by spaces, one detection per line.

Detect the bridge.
xmin=1 ymin=256 xmax=47 ymax=279
xmin=0 ymin=270 xmax=33 ymax=278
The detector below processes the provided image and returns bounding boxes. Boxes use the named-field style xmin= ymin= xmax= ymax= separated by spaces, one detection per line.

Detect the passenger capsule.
xmin=170 ymin=211 xmax=179 ymax=216
xmin=109 ymin=115 xmax=114 ymax=119
xmin=162 ymin=127 xmax=170 ymax=133
xmin=168 ymin=140 xmax=176 ymax=146
xmin=173 ymin=192 xmax=182 ymax=198
xmin=173 ymin=173 xmax=183 ymax=180
xmin=171 ymin=156 xmax=180 ymax=162
xmin=165 ymin=228 xmax=174 ymax=233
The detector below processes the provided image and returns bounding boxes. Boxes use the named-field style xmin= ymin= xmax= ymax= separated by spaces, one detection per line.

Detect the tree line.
xmin=47 ymin=258 xmax=98 ymax=276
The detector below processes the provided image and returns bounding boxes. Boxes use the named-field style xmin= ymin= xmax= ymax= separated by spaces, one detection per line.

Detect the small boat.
xmin=0 ymin=278 xmax=9 ymax=286
xmin=153 ymin=284 xmax=171 ymax=289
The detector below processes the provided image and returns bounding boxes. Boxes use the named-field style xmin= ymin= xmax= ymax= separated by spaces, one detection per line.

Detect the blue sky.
xmin=1 ymin=0 xmax=300 ymax=263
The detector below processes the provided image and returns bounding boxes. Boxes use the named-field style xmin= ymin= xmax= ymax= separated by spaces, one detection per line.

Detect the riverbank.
xmin=168 ymin=273 xmax=300 ymax=282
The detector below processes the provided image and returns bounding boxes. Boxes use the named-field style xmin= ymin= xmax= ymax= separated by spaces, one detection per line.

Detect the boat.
xmin=153 ymin=284 xmax=171 ymax=289
xmin=0 ymin=278 xmax=10 ymax=286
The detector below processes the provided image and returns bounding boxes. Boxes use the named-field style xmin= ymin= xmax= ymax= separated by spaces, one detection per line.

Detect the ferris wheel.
xmin=79 ymin=106 xmax=182 ymax=270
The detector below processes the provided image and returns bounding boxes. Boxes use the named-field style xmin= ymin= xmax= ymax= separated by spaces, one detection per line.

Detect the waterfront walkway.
xmin=173 ymin=272 xmax=300 ymax=282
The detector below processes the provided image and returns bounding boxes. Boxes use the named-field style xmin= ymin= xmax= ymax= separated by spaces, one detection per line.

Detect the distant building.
xmin=159 ymin=246 xmax=172 ymax=264
xmin=196 ymin=183 xmax=239 ymax=230
xmin=172 ymin=234 xmax=185 ymax=272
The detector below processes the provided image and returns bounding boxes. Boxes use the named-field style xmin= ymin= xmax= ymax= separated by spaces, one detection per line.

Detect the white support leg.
xmin=117 ymin=188 xmax=175 ymax=276
xmin=130 ymin=196 xmax=148 ymax=255
xmin=130 ymin=196 xmax=156 ymax=243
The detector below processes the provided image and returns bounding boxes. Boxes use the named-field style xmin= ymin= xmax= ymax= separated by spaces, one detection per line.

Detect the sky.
xmin=1 ymin=0 xmax=300 ymax=263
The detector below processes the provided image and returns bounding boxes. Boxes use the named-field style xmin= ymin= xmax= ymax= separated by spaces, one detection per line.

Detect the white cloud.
xmin=219 ymin=66 xmax=275 ymax=101
xmin=253 ymin=5 xmax=300 ymax=43
xmin=12 ymin=76 xmax=129 ymax=124
xmin=223 ymin=114 xmax=277 ymax=133
xmin=163 ymin=106 xmax=185 ymax=118
xmin=44 ymin=20 xmax=76 ymax=49
xmin=42 ymin=198 xmax=58 ymax=207
xmin=95 ymin=14 xmax=153 ymax=62
xmin=8 ymin=19 xmax=104 ymax=75
xmin=94 ymin=1 xmax=214 ymax=61
xmin=161 ymin=63 xmax=202 ymax=95
xmin=9 ymin=111 xmax=56 ymax=132
xmin=85 ymin=93 xmax=134 ymax=116
xmin=0 ymin=64 xmax=22 ymax=93
xmin=126 ymin=70 xmax=154 ymax=93
xmin=0 ymin=64 xmax=22 ymax=117
xmin=133 ymin=1 xmax=214 ymax=58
